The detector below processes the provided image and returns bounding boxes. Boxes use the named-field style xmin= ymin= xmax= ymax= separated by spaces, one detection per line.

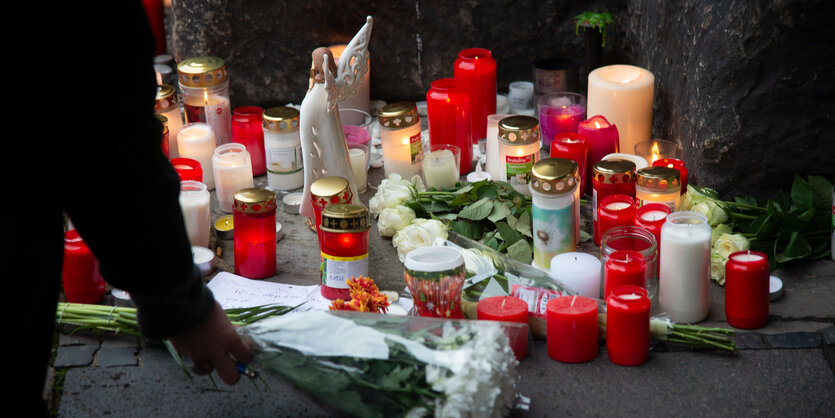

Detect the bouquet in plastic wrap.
xmin=240 ymin=310 xmax=524 ymax=418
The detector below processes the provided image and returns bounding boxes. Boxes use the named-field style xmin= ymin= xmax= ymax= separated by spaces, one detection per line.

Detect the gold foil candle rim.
xmin=636 ymin=166 xmax=681 ymax=192
xmin=177 ymin=56 xmax=228 ymax=88
xmin=320 ymin=203 xmax=371 ymax=233
xmin=498 ymin=115 xmax=540 ymax=145
xmin=154 ymin=84 xmax=179 ymax=113
xmin=530 ymin=157 xmax=578 ymax=195
xmin=310 ymin=176 xmax=353 ymax=208
xmin=378 ymin=101 xmax=420 ymax=129
xmin=263 ymin=106 xmax=300 ymax=132
xmin=233 ymin=188 xmax=277 ymax=214
xmin=157 ymin=114 xmax=168 ymax=134
xmin=593 ymin=159 xmax=636 ymax=184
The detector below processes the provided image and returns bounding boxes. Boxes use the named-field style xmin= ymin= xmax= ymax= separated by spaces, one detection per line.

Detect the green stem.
xmin=721 ymin=201 xmax=767 ymax=212
xmin=729 ymin=212 xmax=758 ymax=220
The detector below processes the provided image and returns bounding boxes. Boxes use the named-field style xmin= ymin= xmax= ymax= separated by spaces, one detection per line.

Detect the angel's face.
xmin=311 ymin=47 xmax=337 ymax=84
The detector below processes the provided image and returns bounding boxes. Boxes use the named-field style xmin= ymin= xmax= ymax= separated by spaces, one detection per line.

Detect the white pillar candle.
xmin=349 ymin=146 xmax=368 ymax=194
xmin=587 ymin=65 xmax=654 ymax=158
xmin=212 ymin=143 xmax=254 ymax=213
xmin=485 ymin=113 xmax=511 ymax=182
xmin=177 ymin=122 xmax=217 ymax=189
xmin=549 ymin=252 xmax=601 ymax=298
xmin=179 ymin=180 xmax=210 ymax=248
xmin=379 ymin=102 xmax=423 ymax=179
xmin=659 ymin=211 xmax=712 ymax=323
xmin=423 ymin=147 xmax=459 ymax=189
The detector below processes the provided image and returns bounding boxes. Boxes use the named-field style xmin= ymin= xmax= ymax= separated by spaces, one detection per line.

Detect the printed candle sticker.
xmin=532 ymin=203 xmax=576 ymax=265
xmin=506 ymin=154 xmax=536 ymax=187
xmin=266 ymin=143 xmax=303 ymax=174
xmin=320 ymin=252 xmax=369 ymax=289
xmin=410 ymin=132 xmax=423 ymax=164
xmin=511 ymin=284 xmax=563 ymax=318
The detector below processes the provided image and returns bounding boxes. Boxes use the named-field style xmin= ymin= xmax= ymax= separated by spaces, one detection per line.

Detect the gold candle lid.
xmin=530 ymin=158 xmax=578 ymax=195
xmin=233 ymin=188 xmax=277 ymax=214
xmin=154 ymin=84 xmax=179 ymax=113
xmin=636 ymin=166 xmax=681 ymax=192
xmin=378 ymin=101 xmax=420 ymax=129
xmin=498 ymin=115 xmax=540 ymax=145
xmin=310 ymin=176 xmax=352 ymax=207
xmin=177 ymin=56 xmax=228 ymax=88
xmin=593 ymin=159 xmax=636 ymax=185
xmin=320 ymin=203 xmax=371 ymax=233
xmin=263 ymin=106 xmax=300 ymax=132
xmin=156 ymin=114 xmax=168 ymax=135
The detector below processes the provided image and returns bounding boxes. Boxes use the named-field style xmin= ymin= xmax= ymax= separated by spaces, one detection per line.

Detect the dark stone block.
xmin=54 ymin=345 xmax=98 ymax=368
xmin=97 ymin=346 xmax=138 ymax=367
xmin=766 ymin=331 xmax=822 ymax=349
xmin=734 ymin=332 xmax=766 ymax=350
xmin=821 ymin=327 xmax=835 ymax=346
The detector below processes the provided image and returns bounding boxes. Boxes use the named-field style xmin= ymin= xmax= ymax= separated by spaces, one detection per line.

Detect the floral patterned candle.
xmin=404 ymin=246 xmax=466 ymax=319
xmin=529 ymin=158 xmax=580 ymax=270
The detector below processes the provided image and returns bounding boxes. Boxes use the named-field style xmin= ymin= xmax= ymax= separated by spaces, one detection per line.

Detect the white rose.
xmin=691 ymin=201 xmax=729 ymax=226
xmin=713 ymin=233 xmax=750 ymax=259
xmin=711 ymin=224 xmax=732 ymax=247
xmin=368 ymin=173 xmax=424 ymax=215
xmin=392 ymin=219 xmax=448 ymax=262
xmin=710 ymin=253 xmax=728 ymax=285
xmin=376 ymin=205 xmax=416 ymax=237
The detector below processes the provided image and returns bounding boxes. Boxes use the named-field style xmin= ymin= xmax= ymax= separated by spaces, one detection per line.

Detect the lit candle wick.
xmin=502 ymin=297 xmax=507 ymax=309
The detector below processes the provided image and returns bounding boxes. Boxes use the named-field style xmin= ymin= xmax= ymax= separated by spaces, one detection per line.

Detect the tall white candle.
xmin=587 ymin=65 xmax=654 ymax=158
xmin=659 ymin=211 xmax=712 ymax=323
xmin=179 ymin=180 xmax=210 ymax=248
xmin=485 ymin=113 xmax=511 ymax=181
xmin=549 ymin=252 xmax=601 ymax=298
xmin=178 ymin=123 xmax=217 ymax=189
xmin=212 ymin=143 xmax=254 ymax=213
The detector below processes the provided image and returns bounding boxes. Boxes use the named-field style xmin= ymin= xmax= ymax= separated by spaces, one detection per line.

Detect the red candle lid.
xmin=547 ymin=295 xmax=598 ymax=315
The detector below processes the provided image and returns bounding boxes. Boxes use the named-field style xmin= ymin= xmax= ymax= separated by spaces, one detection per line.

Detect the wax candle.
xmin=636 ymin=167 xmax=682 ymax=211
xmin=603 ymin=250 xmax=647 ymax=298
xmin=548 ymin=252 xmax=601 ymax=298
xmin=578 ymin=115 xmax=619 ymax=194
xmin=310 ymin=176 xmax=353 ymax=243
xmin=426 ymin=78 xmax=473 ymax=175
xmin=478 ymin=296 xmax=530 ymax=360
xmin=348 ymin=144 xmax=368 ymax=194
xmin=606 ymin=285 xmax=651 ymax=366
xmin=177 ymin=122 xmax=217 ymax=189
xmin=595 ymin=194 xmax=637 ymax=246
xmin=659 ymin=211 xmax=711 ymax=323
xmin=155 ymin=84 xmax=183 ymax=159
xmin=499 ymin=115 xmax=541 ymax=194
xmin=599 ymin=226 xmax=659 ymax=299
xmin=233 ymin=188 xmax=277 ymax=279
xmin=508 ymin=81 xmax=535 ymax=114
xmin=537 ymin=93 xmax=586 ymax=148
xmin=170 ymin=158 xmax=203 ymax=182
xmin=213 ymin=214 xmax=234 ymax=240
xmin=586 ymin=65 xmax=654 ymax=157
xmin=178 ymin=56 xmax=233 ymax=145
xmin=454 ymin=48 xmax=497 ymax=142
xmin=530 ymin=158 xmax=580 ymax=270
xmin=423 ymin=144 xmax=460 ymax=190
xmin=329 ymin=44 xmax=371 ymax=113
xmin=231 ymin=106 xmax=266 ymax=176
xmin=602 ymin=153 xmax=648 ymax=170
xmin=319 ymin=204 xmax=371 ymax=300
xmin=61 ymin=229 xmax=106 ymax=304
xmin=592 ymin=159 xmax=636 ymax=226
xmin=212 ymin=143 xmax=254 ymax=213
xmin=653 ymin=158 xmax=688 ymax=195
xmin=550 ymin=132 xmax=589 ymax=194
xmin=404 ymin=246 xmax=467 ymax=319
xmin=179 ymin=180 xmax=211 ymax=248
xmin=635 ymin=139 xmax=677 ymax=166
xmin=379 ymin=101 xmax=423 ymax=179
xmin=725 ymin=250 xmax=770 ymax=329
xmin=485 ymin=113 xmax=511 ymax=181
xmin=633 ymin=203 xmax=671 ymax=267
xmin=262 ymin=106 xmax=304 ymax=191
xmin=546 ymin=295 xmax=598 ymax=363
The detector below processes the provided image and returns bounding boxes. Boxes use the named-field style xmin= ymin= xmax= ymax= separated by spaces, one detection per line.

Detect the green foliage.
xmin=574 ymin=12 xmax=614 ymax=47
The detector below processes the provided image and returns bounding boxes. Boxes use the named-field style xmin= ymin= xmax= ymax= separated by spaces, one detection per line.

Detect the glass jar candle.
xmin=550 ymin=132 xmax=589 ymax=195
xmin=454 ymin=48 xmax=497 ymax=143
xmin=262 ymin=106 xmax=304 ymax=191
xmin=170 ymin=158 xmax=203 ymax=182
xmin=179 ymin=180 xmax=211 ymax=248
xmin=177 ymin=56 xmax=232 ymax=145
xmin=61 ymin=229 xmax=106 ymax=304
xmin=232 ymin=106 xmax=266 ymax=176
xmin=537 ymin=92 xmax=586 ymax=148
xmin=233 ymin=188 xmax=277 ymax=279
xmin=499 ymin=115 xmax=541 ymax=194
xmin=318 ymin=203 xmax=371 ymax=300
xmin=634 ymin=203 xmax=670 ymax=247
xmin=177 ymin=122 xmax=217 ymax=189
xmin=529 ymin=158 xmax=579 ymax=270
xmin=724 ymin=250 xmax=770 ymax=329
xmin=485 ymin=113 xmax=511 ymax=181
xmin=603 ymin=250 xmax=647 ymax=298
xmin=158 ymin=114 xmax=169 ymax=158
xmin=599 ymin=226 xmax=658 ymax=299
xmin=378 ymin=101 xmax=423 ymax=179
xmin=426 ymin=78 xmax=472 ymax=175
xmin=595 ymin=194 xmax=637 ymax=246
xmin=606 ymin=285 xmax=651 ymax=366
xmin=310 ymin=176 xmax=353 ymax=242
xmin=652 ymin=158 xmax=688 ymax=194
xmin=592 ymin=159 xmax=636 ymax=225
xmin=578 ymin=115 xmax=619 ymax=195
xmin=636 ymin=166 xmax=681 ymax=211
xmin=634 ymin=139 xmax=677 ymax=166
xmin=155 ymin=84 xmax=183 ymax=158
xmin=213 ymin=143 xmax=254 ymax=213
xmin=404 ymin=246 xmax=467 ymax=319
xmin=423 ymin=144 xmax=460 ymax=190
xmin=659 ymin=211 xmax=711 ymax=323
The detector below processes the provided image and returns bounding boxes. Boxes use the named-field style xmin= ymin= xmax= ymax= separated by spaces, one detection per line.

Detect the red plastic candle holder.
xmin=233 ymin=188 xmax=277 ymax=279
xmin=454 ymin=48 xmax=496 ymax=143
xmin=426 ymin=78 xmax=473 ymax=175
xmin=546 ymin=295 xmax=599 ymax=363
xmin=170 ymin=158 xmax=203 ymax=182
xmin=61 ymin=230 xmax=106 ymax=304
xmin=550 ymin=132 xmax=589 ymax=194
xmin=318 ymin=204 xmax=371 ymax=301
xmin=232 ymin=106 xmax=266 ymax=176
xmin=606 ymin=285 xmax=651 ymax=366
xmin=310 ymin=176 xmax=353 ymax=243
xmin=652 ymin=158 xmax=688 ymax=195
xmin=478 ymin=296 xmax=530 ymax=360
xmin=633 ymin=203 xmax=670 ymax=251
xmin=578 ymin=115 xmax=620 ymax=195
xmin=595 ymin=194 xmax=637 ymax=246
xmin=725 ymin=250 xmax=770 ymax=329
xmin=603 ymin=250 xmax=647 ymax=298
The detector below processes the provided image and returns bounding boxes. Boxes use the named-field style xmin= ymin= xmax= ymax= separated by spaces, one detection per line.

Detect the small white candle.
xmin=423 ymin=148 xmax=459 ymax=189
xmin=732 ymin=252 xmax=764 ymax=262
xmin=640 ymin=209 xmax=669 ymax=221
xmin=618 ymin=293 xmax=642 ymax=300
xmin=178 ymin=123 xmax=217 ymax=189
xmin=587 ymin=65 xmax=654 ymax=157
xmin=179 ymin=181 xmax=211 ymax=248
xmin=349 ymin=147 xmax=368 ymax=194
xmin=602 ymin=152 xmax=649 ymax=170
xmin=485 ymin=113 xmax=511 ymax=181
xmin=466 ymin=161 xmax=492 ymax=183
xmin=659 ymin=211 xmax=712 ymax=323
xmin=549 ymin=252 xmax=602 ymax=298
xmin=212 ymin=143 xmax=254 ymax=213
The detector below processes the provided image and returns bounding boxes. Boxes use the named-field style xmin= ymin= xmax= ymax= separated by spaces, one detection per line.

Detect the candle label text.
xmin=266 ymin=143 xmax=303 ymax=175
xmin=410 ymin=133 xmax=423 ymax=165
xmin=320 ymin=252 xmax=368 ymax=289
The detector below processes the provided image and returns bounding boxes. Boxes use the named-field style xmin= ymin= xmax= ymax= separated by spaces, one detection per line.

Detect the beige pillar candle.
xmin=587 ymin=65 xmax=654 ymax=158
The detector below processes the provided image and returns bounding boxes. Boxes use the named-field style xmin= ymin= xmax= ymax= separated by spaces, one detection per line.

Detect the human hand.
xmin=168 ymin=301 xmax=253 ymax=385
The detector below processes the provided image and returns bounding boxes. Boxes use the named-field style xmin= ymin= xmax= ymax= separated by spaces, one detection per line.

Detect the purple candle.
xmin=537 ymin=93 xmax=586 ymax=148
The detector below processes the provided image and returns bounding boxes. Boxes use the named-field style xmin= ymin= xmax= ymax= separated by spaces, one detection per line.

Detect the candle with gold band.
xmin=498 ymin=115 xmax=541 ymax=195
xmin=592 ymin=159 xmax=637 ymax=225
xmin=319 ymin=203 xmax=371 ymax=300
xmin=310 ymin=176 xmax=353 ymax=241
xmin=155 ymin=84 xmax=183 ymax=158
xmin=529 ymin=158 xmax=580 ymax=270
xmin=378 ymin=101 xmax=423 ymax=179
xmin=178 ymin=56 xmax=232 ymax=145
xmin=263 ymin=106 xmax=304 ymax=191
xmin=233 ymin=188 xmax=277 ymax=279
xmin=635 ymin=166 xmax=681 ymax=211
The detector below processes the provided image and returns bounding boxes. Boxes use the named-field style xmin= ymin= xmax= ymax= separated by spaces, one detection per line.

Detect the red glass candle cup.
xmin=606 ymin=285 xmax=651 ymax=366
xmin=233 ymin=188 xmax=277 ymax=279
xmin=478 ymin=296 xmax=530 ymax=360
xmin=232 ymin=106 xmax=266 ymax=176
xmin=592 ymin=159 xmax=636 ymax=225
xmin=319 ymin=204 xmax=371 ymax=301
xmin=546 ymin=295 xmax=599 ymax=363
xmin=310 ymin=176 xmax=353 ymax=243
xmin=578 ymin=115 xmax=620 ymax=195
xmin=653 ymin=158 xmax=688 ymax=195
xmin=603 ymin=250 xmax=647 ymax=298
xmin=595 ymin=194 xmax=637 ymax=246
xmin=537 ymin=92 xmax=586 ymax=149
xmin=61 ymin=230 xmax=106 ymax=303
xmin=725 ymin=251 xmax=770 ymax=329
xmin=599 ymin=226 xmax=659 ymax=299
xmin=170 ymin=158 xmax=203 ymax=182
xmin=454 ymin=48 xmax=496 ymax=143
xmin=426 ymin=78 xmax=473 ymax=175
xmin=550 ymin=132 xmax=589 ymax=194
xmin=634 ymin=203 xmax=670 ymax=248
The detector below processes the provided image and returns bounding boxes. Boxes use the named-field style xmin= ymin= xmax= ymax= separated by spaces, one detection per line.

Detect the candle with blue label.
xmin=529 ymin=158 xmax=580 ymax=270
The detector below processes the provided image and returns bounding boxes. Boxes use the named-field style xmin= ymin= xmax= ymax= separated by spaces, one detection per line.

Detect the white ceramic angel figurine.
xmin=298 ymin=16 xmax=373 ymax=224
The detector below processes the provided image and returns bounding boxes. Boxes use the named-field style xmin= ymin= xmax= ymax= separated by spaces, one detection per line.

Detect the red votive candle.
xmin=170 ymin=158 xmax=203 ymax=182
xmin=653 ymin=158 xmax=688 ymax=194
xmin=233 ymin=188 xmax=277 ymax=279
xmin=319 ymin=204 xmax=371 ymax=301
xmin=61 ymin=230 xmax=106 ymax=304
xmin=454 ymin=48 xmax=496 ymax=143
xmin=578 ymin=115 xmax=620 ymax=195
xmin=725 ymin=250 xmax=770 ymax=329
xmin=595 ymin=194 xmax=637 ymax=246
xmin=478 ymin=296 xmax=530 ymax=360
xmin=426 ymin=78 xmax=473 ymax=175
xmin=232 ymin=106 xmax=267 ymax=176
xmin=592 ymin=159 xmax=636 ymax=228
xmin=310 ymin=176 xmax=353 ymax=244
xmin=603 ymin=250 xmax=647 ymax=298
xmin=550 ymin=132 xmax=589 ymax=194
xmin=634 ymin=203 xmax=670 ymax=245
xmin=546 ymin=295 xmax=599 ymax=363
xmin=606 ymin=285 xmax=651 ymax=366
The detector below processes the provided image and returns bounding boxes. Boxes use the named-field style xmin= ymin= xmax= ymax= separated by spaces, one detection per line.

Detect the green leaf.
xmin=434 ymin=213 xmax=458 ymax=221
xmin=807 ymin=175 xmax=833 ymax=209
xmin=774 ymin=231 xmax=812 ymax=263
xmin=516 ymin=210 xmax=532 ymax=238
xmin=506 ymin=239 xmax=532 ymax=264
xmin=506 ymin=213 xmax=518 ymax=230
xmin=458 ymin=197 xmax=493 ymax=220
xmin=734 ymin=195 xmax=758 ymax=207
xmin=450 ymin=220 xmax=485 ymax=240
xmin=487 ymin=201 xmax=511 ymax=223
xmin=496 ymin=221 xmax=523 ymax=245
xmin=475 ymin=182 xmax=500 ymax=200
xmin=580 ymin=229 xmax=592 ymax=242
xmin=790 ymin=174 xmax=813 ymax=212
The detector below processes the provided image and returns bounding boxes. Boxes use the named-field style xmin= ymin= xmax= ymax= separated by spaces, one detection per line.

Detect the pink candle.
xmin=538 ymin=93 xmax=586 ymax=148
xmin=578 ymin=115 xmax=620 ymax=195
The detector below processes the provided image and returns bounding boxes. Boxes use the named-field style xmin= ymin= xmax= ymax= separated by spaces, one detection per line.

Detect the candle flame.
xmin=650 ymin=142 xmax=660 ymax=164
xmin=594 ymin=121 xmax=601 ymax=129
xmin=203 ymin=90 xmax=209 ymax=105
